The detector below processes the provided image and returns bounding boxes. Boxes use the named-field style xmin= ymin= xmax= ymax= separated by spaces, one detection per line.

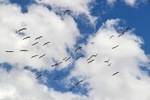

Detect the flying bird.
xmin=112 ymin=72 xmax=119 ymax=76
xmin=18 ymin=28 xmax=26 ymax=32
xmin=63 ymin=10 xmax=71 ymax=15
xmin=109 ymin=35 xmax=115 ymax=39
xmin=65 ymin=57 xmax=71 ymax=62
xmin=5 ymin=51 xmax=14 ymax=53
xmin=87 ymin=53 xmax=98 ymax=61
xmin=53 ymin=75 xmax=59 ymax=80
xmin=23 ymin=36 xmax=30 ymax=40
xmin=118 ymin=27 xmax=130 ymax=37
xmin=20 ymin=49 xmax=28 ymax=52
xmin=112 ymin=45 xmax=119 ymax=49
xmin=104 ymin=58 xmax=110 ymax=63
xmin=43 ymin=41 xmax=50 ymax=46
xmin=32 ymin=42 xmax=39 ymax=46
xmin=62 ymin=57 xmax=67 ymax=61
xmin=75 ymin=47 xmax=82 ymax=52
xmin=39 ymin=54 xmax=46 ymax=58
xmin=36 ymin=74 xmax=42 ymax=79
xmin=31 ymin=55 xmax=38 ymax=58
xmin=108 ymin=63 xmax=112 ymax=66
xmin=87 ymin=59 xmax=94 ymax=63
xmin=91 ymin=42 xmax=95 ymax=44
xmin=68 ymin=80 xmax=73 ymax=86
xmin=76 ymin=80 xmax=83 ymax=85
xmin=35 ymin=36 xmax=43 ymax=40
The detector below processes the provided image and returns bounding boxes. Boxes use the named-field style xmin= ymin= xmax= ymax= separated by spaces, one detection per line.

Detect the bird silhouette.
xmin=118 ymin=27 xmax=130 ymax=37
xmin=112 ymin=45 xmax=119 ymax=49
xmin=112 ymin=72 xmax=119 ymax=76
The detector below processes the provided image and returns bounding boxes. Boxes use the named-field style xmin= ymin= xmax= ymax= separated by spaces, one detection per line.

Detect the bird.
xmin=20 ymin=49 xmax=28 ymax=52
xmin=104 ymin=58 xmax=110 ymax=63
xmin=112 ymin=72 xmax=119 ymax=76
xmin=62 ymin=57 xmax=67 ymax=61
xmin=32 ymin=42 xmax=39 ymax=46
xmin=35 ymin=36 xmax=43 ymax=40
xmin=68 ymin=80 xmax=73 ymax=86
xmin=87 ymin=59 xmax=94 ymax=63
xmin=5 ymin=51 xmax=14 ymax=53
xmin=87 ymin=53 xmax=98 ymax=61
xmin=43 ymin=41 xmax=50 ymax=46
xmin=76 ymin=80 xmax=83 ymax=85
xmin=17 ymin=28 xmax=26 ymax=32
xmin=39 ymin=54 xmax=46 ymax=58
xmin=63 ymin=10 xmax=71 ymax=15
xmin=118 ymin=27 xmax=130 ymax=37
xmin=108 ymin=63 xmax=112 ymax=66
xmin=53 ymin=75 xmax=59 ymax=80
xmin=75 ymin=47 xmax=82 ymax=52
xmin=109 ymin=35 xmax=115 ymax=39
xmin=23 ymin=36 xmax=30 ymax=40
xmin=91 ymin=42 xmax=95 ymax=44
xmin=31 ymin=55 xmax=38 ymax=58
xmin=112 ymin=45 xmax=119 ymax=49
xmin=65 ymin=57 xmax=71 ymax=62
xmin=36 ymin=74 xmax=42 ymax=79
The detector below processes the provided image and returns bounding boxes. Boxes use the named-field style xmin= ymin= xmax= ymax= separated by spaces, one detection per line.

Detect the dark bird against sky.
xmin=32 ymin=42 xmax=39 ymax=46
xmin=5 ymin=51 xmax=14 ymax=53
xmin=75 ymin=47 xmax=82 ymax=52
xmin=112 ymin=72 xmax=119 ymax=76
xmin=112 ymin=45 xmax=119 ymax=49
xmin=63 ymin=10 xmax=71 ymax=15
xmin=43 ymin=41 xmax=50 ymax=46
xmin=35 ymin=36 xmax=43 ymax=40
xmin=39 ymin=54 xmax=46 ymax=58
xmin=36 ymin=74 xmax=42 ymax=79
xmin=31 ymin=55 xmax=38 ymax=58
xmin=118 ymin=27 xmax=130 ymax=37
xmin=20 ymin=49 xmax=28 ymax=52
xmin=23 ymin=36 xmax=30 ymax=40
xmin=87 ymin=53 xmax=98 ymax=61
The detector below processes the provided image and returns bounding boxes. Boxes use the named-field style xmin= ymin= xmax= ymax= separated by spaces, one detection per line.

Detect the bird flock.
xmin=5 ymin=11 xmax=130 ymax=91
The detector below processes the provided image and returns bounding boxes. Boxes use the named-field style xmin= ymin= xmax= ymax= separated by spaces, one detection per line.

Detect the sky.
xmin=0 ymin=0 xmax=150 ymax=100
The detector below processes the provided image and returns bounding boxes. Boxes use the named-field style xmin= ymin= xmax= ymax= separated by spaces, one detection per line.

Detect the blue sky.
xmin=0 ymin=0 xmax=150 ymax=100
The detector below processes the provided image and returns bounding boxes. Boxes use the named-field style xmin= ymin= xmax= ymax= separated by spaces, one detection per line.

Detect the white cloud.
xmin=34 ymin=0 xmax=97 ymax=25
xmin=106 ymin=0 xmax=116 ymax=6
xmin=0 ymin=1 xmax=150 ymax=100
xmin=69 ymin=19 xmax=150 ymax=100
xmin=0 ymin=3 xmax=79 ymax=70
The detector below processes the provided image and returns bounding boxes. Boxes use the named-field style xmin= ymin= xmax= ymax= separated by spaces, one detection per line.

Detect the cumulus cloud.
xmin=34 ymin=0 xmax=97 ymax=24
xmin=0 ymin=0 xmax=150 ymax=100
xmin=0 ymin=3 xmax=79 ymax=70
xmin=69 ymin=19 xmax=150 ymax=100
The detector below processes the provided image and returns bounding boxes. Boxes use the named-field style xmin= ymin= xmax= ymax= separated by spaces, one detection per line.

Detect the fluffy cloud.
xmin=0 ymin=3 xmax=79 ymax=70
xmin=34 ymin=0 xmax=97 ymax=24
xmin=69 ymin=19 xmax=150 ymax=100
xmin=0 ymin=0 xmax=150 ymax=100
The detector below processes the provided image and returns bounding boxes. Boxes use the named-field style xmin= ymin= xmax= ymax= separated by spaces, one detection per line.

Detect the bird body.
xmin=31 ymin=55 xmax=38 ymax=58
xmin=87 ymin=59 xmax=94 ymax=63
xmin=39 ymin=54 xmax=46 ymax=58
xmin=64 ymin=10 xmax=71 ymax=15
xmin=32 ymin=42 xmax=39 ymax=46
xmin=23 ymin=36 xmax=30 ymax=40
xmin=5 ymin=51 xmax=14 ymax=53
xmin=20 ymin=49 xmax=28 ymax=52
xmin=76 ymin=80 xmax=83 ymax=85
xmin=112 ymin=72 xmax=119 ymax=76
xmin=87 ymin=53 xmax=98 ymax=61
xmin=18 ymin=28 xmax=26 ymax=32
xmin=65 ymin=57 xmax=71 ymax=62
xmin=35 ymin=36 xmax=43 ymax=40
xmin=36 ymin=74 xmax=42 ymax=79
xmin=118 ymin=27 xmax=130 ymax=37
xmin=112 ymin=45 xmax=119 ymax=49
xmin=75 ymin=47 xmax=82 ymax=52
xmin=43 ymin=41 xmax=50 ymax=46
xmin=109 ymin=35 xmax=115 ymax=39
xmin=104 ymin=58 xmax=110 ymax=63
